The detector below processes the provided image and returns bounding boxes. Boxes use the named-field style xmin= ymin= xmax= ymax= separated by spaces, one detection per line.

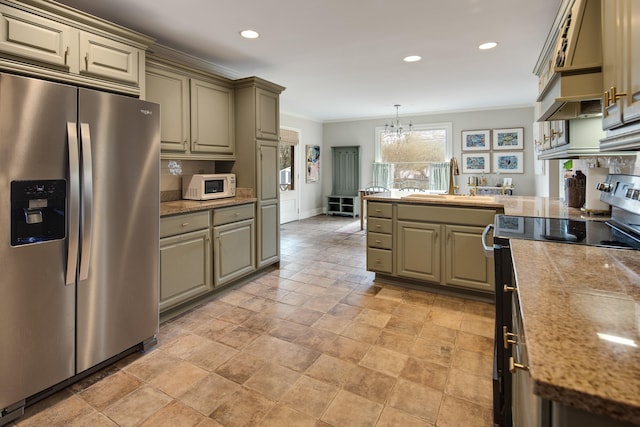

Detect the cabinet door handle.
xmin=64 ymin=46 xmax=70 ymax=65
xmin=181 ymin=222 xmax=189 ymax=227
xmin=503 ymin=326 xmax=518 ymax=349
xmin=84 ymin=53 xmax=89 ymax=70
xmin=375 ymin=240 xmax=382 ymax=244
xmin=604 ymin=90 xmax=611 ymax=107
xmin=503 ymin=284 xmax=516 ymax=293
xmin=509 ymin=357 xmax=529 ymax=374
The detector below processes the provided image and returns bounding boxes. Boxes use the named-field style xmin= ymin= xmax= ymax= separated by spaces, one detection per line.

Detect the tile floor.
xmin=13 ymin=215 xmax=495 ymax=427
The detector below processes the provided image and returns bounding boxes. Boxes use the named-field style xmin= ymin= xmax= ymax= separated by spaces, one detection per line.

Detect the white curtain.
xmin=372 ymin=162 xmax=393 ymax=188
xmin=429 ymin=162 xmax=449 ymax=191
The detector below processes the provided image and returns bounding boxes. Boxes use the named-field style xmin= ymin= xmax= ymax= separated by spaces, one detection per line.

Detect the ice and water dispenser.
xmin=11 ymin=180 xmax=66 ymax=246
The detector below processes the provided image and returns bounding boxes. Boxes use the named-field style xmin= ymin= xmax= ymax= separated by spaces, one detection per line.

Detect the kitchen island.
xmin=365 ymin=191 xmax=639 ymax=425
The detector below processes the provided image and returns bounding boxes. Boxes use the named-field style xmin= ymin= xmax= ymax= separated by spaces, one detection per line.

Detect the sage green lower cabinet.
xmin=444 ymin=224 xmax=494 ymax=292
xmin=396 ymin=221 xmax=441 ymax=282
xmin=159 ymin=212 xmax=212 ymax=312
xmin=213 ymin=204 xmax=256 ymax=286
xmin=258 ymin=201 xmax=279 ymax=268
xmin=367 ymin=201 xmax=497 ymax=295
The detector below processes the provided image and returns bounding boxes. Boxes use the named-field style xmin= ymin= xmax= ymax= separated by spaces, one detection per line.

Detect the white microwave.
xmin=182 ymin=173 xmax=236 ymax=200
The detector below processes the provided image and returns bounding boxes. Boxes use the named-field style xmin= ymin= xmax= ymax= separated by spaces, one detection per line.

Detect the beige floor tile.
xmin=214 ymin=351 xmax=266 ymax=384
xmin=293 ymin=327 xmax=339 ymax=353
xmin=305 ymin=354 xmax=355 ymax=388
xmin=461 ymin=313 xmax=495 ymax=339
xmin=209 ymin=388 xmax=274 ymax=427
xmin=375 ymin=287 xmax=405 ymax=302
xmin=197 ymin=300 xmax=235 ymax=318
xmin=312 ymin=313 xmax=350 ymax=334
xmin=426 ymin=307 xmax=464 ymax=330
xmin=276 ymin=291 xmax=311 ymax=306
xmin=138 ymin=400 xmax=205 ymax=427
xmin=385 ymin=316 xmax=424 ymax=336
xmin=195 ymin=417 xmax=224 ymax=427
xmin=355 ymin=308 xmax=392 ymax=328
xmin=436 ymin=394 xmax=493 ymax=427
xmin=123 ymin=349 xmax=178 ymax=382
xmin=376 ymin=406 xmax=435 ymax=427
xmin=433 ymin=294 xmax=466 ymax=311
xmin=387 ymin=378 xmax=442 ymax=423
xmin=241 ymin=312 xmax=283 ymax=333
xmin=405 ymin=354 xmax=450 ymax=389
xmin=102 ymin=386 xmax=172 ymax=427
xmin=286 ymin=307 xmax=325 ymax=326
xmin=340 ymin=292 xmax=375 ymax=308
xmin=452 ymin=348 xmax=493 ymax=378
xmin=366 ymin=297 xmax=401 ymax=314
xmin=445 ymin=368 xmax=493 ymax=407
xmin=189 ymin=318 xmax=236 ymax=342
xmin=341 ymin=322 xmax=383 ymax=344
xmin=403 ymin=289 xmax=436 ymax=306
xmin=375 ymin=330 xmax=417 ymax=354
xmin=463 ymin=300 xmax=495 ymax=318
xmin=148 ymin=360 xmax=209 ymax=398
xmin=327 ymin=302 xmax=362 ymax=319
xmin=215 ymin=306 xmax=254 ymax=324
xmin=215 ymin=325 xmax=260 ymax=349
xmin=244 ymin=362 xmax=301 ymax=400
xmin=392 ymin=303 xmax=430 ymax=322
xmin=321 ymin=389 xmax=383 ymax=427
xmin=359 ymin=345 xmax=409 ymax=377
xmin=268 ymin=319 xmax=311 ymax=342
xmin=78 ymin=370 xmax=142 ymax=411
xmin=456 ymin=331 xmax=494 ymax=356
xmin=281 ymin=375 xmax=339 ymax=418
xmin=244 ymin=335 xmax=321 ymax=372
xmin=179 ymin=373 xmax=241 ymax=416
xmin=259 ymin=403 xmax=317 ymax=427
xmin=325 ymin=335 xmax=371 ymax=363
xmin=16 ymin=395 xmax=95 ymax=427
xmin=410 ymin=337 xmax=454 ymax=367
xmin=419 ymin=321 xmax=458 ymax=345
xmin=344 ymin=365 xmax=396 ymax=404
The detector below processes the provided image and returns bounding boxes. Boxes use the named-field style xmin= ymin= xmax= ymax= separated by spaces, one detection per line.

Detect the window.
xmin=375 ymin=122 xmax=452 ymax=190
xmin=279 ymin=128 xmax=299 ymax=191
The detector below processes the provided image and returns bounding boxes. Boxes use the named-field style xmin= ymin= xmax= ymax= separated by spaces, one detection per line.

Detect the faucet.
xmin=448 ymin=156 xmax=460 ymax=195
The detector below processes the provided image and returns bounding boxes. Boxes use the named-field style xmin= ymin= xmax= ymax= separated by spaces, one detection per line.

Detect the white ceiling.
xmin=57 ymin=0 xmax=560 ymax=122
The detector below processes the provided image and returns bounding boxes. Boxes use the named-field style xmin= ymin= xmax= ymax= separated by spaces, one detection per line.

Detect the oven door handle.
xmin=482 ymin=224 xmax=494 ymax=257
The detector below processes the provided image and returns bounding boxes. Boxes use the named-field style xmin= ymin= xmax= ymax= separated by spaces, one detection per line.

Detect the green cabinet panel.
xmin=159 ymin=228 xmax=212 ymax=312
xmin=396 ymin=220 xmax=441 ymax=282
xmin=214 ymin=219 xmax=255 ymax=286
xmin=444 ymin=224 xmax=494 ymax=292
xmin=258 ymin=201 xmax=279 ymax=268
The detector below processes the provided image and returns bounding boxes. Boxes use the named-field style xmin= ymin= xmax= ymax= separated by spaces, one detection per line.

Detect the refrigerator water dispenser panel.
xmin=11 ymin=180 xmax=66 ymax=246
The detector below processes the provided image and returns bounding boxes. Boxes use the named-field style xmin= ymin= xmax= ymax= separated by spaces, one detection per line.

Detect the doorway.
xmin=279 ymin=127 xmax=300 ymax=224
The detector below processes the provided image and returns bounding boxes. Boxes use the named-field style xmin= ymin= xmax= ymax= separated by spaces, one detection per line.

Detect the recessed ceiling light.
xmin=478 ymin=42 xmax=498 ymax=50
xmin=240 ymin=29 xmax=260 ymax=39
xmin=403 ymin=55 xmax=422 ymax=63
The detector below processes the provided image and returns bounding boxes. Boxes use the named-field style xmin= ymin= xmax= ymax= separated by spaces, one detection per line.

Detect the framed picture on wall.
xmin=462 ymin=153 xmax=490 ymax=173
xmin=461 ymin=129 xmax=490 ymax=151
xmin=305 ymin=145 xmax=320 ymax=183
xmin=492 ymin=127 xmax=524 ymax=150
xmin=493 ymin=151 xmax=524 ymax=174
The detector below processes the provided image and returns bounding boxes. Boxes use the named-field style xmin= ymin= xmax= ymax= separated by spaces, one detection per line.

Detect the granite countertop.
xmin=510 ymin=239 xmax=640 ymax=424
xmin=160 ymin=195 xmax=257 ymax=217
xmin=363 ymin=191 xmax=604 ymax=221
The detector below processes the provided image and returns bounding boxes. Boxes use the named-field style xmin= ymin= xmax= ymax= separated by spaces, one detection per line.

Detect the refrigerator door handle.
xmin=66 ymin=122 xmax=80 ymax=285
xmin=79 ymin=123 xmax=94 ymax=281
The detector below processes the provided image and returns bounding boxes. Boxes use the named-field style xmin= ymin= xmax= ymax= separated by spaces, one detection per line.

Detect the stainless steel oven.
xmin=483 ymin=173 xmax=640 ymax=427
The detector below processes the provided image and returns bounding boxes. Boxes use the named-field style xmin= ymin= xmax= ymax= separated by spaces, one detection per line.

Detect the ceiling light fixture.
xmin=478 ymin=41 xmax=498 ymax=50
xmin=240 ymin=29 xmax=260 ymax=39
xmin=384 ymin=104 xmax=412 ymax=141
xmin=403 ymin=55 xmax=422 ymax=63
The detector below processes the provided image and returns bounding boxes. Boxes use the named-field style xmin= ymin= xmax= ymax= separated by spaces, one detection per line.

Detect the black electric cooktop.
xmin=494 ymin=215 xmax=640 ymax=250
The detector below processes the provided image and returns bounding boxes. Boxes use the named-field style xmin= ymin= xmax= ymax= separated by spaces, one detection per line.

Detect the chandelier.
xmin=384 ymin=104 xmax=412 ymax=141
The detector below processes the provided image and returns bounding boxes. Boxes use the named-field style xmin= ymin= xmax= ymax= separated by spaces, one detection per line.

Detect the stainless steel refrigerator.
xmin=0 ymin=73 xmax=159 ymax=423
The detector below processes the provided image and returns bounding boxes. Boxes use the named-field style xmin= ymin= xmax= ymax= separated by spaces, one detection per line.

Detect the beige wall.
xmin=323 ymin=106 xmax=538 ymax=199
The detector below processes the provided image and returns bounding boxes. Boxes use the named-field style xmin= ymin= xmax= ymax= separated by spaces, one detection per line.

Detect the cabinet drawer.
xmin=213 ymin=203 xmax=254 ymax=226
xmin=367 ymin=202 xmax=392 ymax=218
xmin=397 ymin=204 xmax=496 ymax=227
xmin=367 ymin=217 xmax=392 ymax=234
xmin=367 ymin=231 xmax=392 ymax=249
xmin=367 ymin=248 xmax=392 ymax=274
xmin=161 ymin=211 xmax=210 ymax=238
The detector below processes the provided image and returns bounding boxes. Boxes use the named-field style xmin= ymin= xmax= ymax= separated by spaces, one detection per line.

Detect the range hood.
xmin=535 ymin=0 xmax=602 ymax=122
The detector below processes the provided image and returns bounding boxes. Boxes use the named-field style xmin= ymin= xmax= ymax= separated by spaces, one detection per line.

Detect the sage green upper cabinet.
xmin=145 ymin=65 xmax=190 ymax=152
xmin=146 ymin=57 xmax=235 ymax=160
xmin=256 ymin=87 xmax=280 ymax=140
xmin=600 ymin=0 xmax=640 ymax=150
xmin=232 ymin=77 xmax=285 ymax=268
xmin=0 ymin=1 xmax=151 ymax=96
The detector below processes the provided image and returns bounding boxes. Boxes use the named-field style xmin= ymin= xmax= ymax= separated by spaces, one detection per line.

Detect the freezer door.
xmin=0 ymin=74 xmax=76 ymax=409
xmin=75 ymin=89 xmax=160 ymax=373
